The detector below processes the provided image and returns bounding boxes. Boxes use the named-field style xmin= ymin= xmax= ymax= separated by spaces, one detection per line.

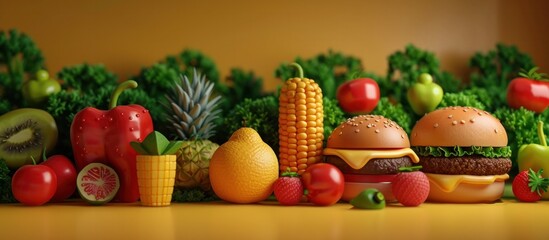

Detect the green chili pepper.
xmin=518 ymin=121 xmax=549 ymax=200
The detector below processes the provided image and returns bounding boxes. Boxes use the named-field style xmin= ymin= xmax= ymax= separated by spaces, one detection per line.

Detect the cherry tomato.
xmin=12 ymin=165 xmax=57 ymax=206
xmin=41 ymin=155 xmax=77 ymax=202
xmin=301 ymin=163 xmax=344 ymax=206
xmin=336 ymin=78 xmax=380 ymax=114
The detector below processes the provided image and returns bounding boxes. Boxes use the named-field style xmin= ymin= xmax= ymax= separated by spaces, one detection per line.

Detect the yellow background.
xmin=1 ymin=0 xmax=548 ymax=91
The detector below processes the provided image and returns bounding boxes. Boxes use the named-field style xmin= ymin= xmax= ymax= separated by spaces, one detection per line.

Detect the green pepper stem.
xmin=290 ymin=63 xmax=304 ymax=79
xmin=109 ymin=80 xmax=138 ymax=109
xmin=538 ymin=121 xmax=547 ymax=147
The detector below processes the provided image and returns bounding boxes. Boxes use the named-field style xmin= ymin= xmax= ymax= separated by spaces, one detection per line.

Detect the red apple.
xmin=336 ymin=78 xmax=380 ymax=114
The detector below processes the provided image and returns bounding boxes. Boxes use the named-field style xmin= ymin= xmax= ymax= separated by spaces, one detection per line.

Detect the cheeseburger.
xmin=410 ymin=106 xmax=511 ymax=203
xmin=323 ymin=115 xmax=419 ymax=202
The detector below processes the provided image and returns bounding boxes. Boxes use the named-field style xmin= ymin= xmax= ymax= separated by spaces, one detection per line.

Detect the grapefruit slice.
xmin=77 ymin=163 xmax=120 ymax=205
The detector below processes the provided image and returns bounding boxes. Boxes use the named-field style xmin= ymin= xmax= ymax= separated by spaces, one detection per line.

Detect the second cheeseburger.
xmin=323 ymin=115 xmax=419 ymax=202
xmin=410 ymin=106 xmax=512 ymax=203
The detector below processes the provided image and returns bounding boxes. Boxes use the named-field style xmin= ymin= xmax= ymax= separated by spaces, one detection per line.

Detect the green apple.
xmin=407 ymin=73 xmax=443 ymax=115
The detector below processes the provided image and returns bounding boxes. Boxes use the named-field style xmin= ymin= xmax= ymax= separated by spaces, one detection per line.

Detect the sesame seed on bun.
xmin=410 ymin=106 xmax=508 ymax=147
xmin=327 ymin=115 xmax=410 ymax=149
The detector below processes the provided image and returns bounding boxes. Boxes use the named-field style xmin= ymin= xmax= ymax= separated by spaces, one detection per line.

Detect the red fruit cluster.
xmin=273 ymin=171 xmax=303 ymax=206
xmin=392 ymin=166 xmax=430 ymax=207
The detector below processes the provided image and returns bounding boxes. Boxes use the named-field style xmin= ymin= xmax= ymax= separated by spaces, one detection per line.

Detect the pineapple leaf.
xmin=141 ymin=131 xmax=170 ymax=155
xmin=130 ymin=141 xmax=149 ymax=155
xmin=165 ymin=70 xmax=222 ymax=141
xmin=162 ymin=141 xmax=184 ymax=155
xmin=190 ymin=104 xmax=202 ymax=119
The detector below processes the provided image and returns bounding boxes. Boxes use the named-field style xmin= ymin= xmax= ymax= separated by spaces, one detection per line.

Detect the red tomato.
xmin=507 ymin=77 xmax=549 ymax=113
xmin=301 ymin=163 xmax=344 ymax=206
xmin=12 ymin=165 xmax=57 ymax=206
xmin=336 ymin=78 xmax=380 ymax=114
xmin=41 ymin=155 xmax=77 ymax=202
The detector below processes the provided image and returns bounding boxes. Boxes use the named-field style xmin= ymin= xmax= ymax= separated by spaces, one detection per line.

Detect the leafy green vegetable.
xmin=384 ymin=44 xmax=462 ymax=107
xmin=323 ymin=97 xmax=347 ymax=144
xmin=133 ymin=63 xmax=179 ymax=98
xmin=171 ymin=188 xmax=218 ymax=202
xmin=218 ymin=96 xmax=279 ymax=152
xmin=371 ymin=97 xmax=414 ymax=134
xmin=493 ymin=107 xmax=539 ymax=176
xmin=57 ymin=64 xmax=118 ymax=93
xmin=413 ymin=146 xmax=512 ymax=158
xmin=0 ymin=29 xmax=45 ymax=107
xmin=220 ymin=68 xmax=265 ymax=110
xmin=0 ymin=98 xmax=11 ymax=115
xmin=438 ymin=92 xmax=486 ymax=110
xmin=0 ymin=159 xmax=16 ymax=203
xmin=164 ymin=49 xmax=222 ymax=92
xmin=275 ymin=50 xmax=363 ymax=99
xmin=468 ymin=43 xmax=535 ymax=111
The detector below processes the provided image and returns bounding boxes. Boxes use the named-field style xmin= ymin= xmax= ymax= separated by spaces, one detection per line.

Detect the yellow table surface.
xmin=1 ymin=200 xmax=548 ymax=240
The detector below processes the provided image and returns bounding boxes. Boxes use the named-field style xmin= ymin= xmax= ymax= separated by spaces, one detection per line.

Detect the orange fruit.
xmin=209 ymin=127 xmax=279 ymax=203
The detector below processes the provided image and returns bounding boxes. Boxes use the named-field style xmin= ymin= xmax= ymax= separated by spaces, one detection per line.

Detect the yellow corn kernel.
xmin=278 ymin=63 xmax=323 ymax=175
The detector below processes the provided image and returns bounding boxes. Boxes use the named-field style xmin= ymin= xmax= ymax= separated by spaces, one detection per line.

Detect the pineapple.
xmin=165 ymin=69 xmax=222 ymax=191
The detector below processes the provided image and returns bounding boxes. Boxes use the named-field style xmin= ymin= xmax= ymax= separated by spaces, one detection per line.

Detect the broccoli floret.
xmin=219 ymin=96 xmax=279 ymax=152
xmin=438 ymin=92 xmax=486 ymax=110
xmin=468 ymin=43 xmax=535 ymax=111
xmin=57 ymin=64 xmax=118 ymax=93
xmin=493 ymin=107 xmax=539 ymax=177
xmin=0 ymin=100 xmax=10 ymax=115
xmin=384 ymin=44 xmax=462 ymax=106
xmin=221 ymin=68 xmax=265 ymax=109
xmin=275 ymin=50 xmax=363 ymax=99
xmin=371 ymin=97 xmax=414 ymax=134
xmin=164 ymin=49 xmax=222 ymax=91
xmin=0 ymin=29 xmax=45 ymax=107
xmin=323 ymin=97 xmax=347 ymax=143
xmin=0 ymin=73 xmax=10 ymax=114
xmin=132 ymin=63 xmax=179 ymax=98
xmin=171 ymin=188 xmax=218 ymax=202
xmin=0 ymin=159 xmax=16 ymax=203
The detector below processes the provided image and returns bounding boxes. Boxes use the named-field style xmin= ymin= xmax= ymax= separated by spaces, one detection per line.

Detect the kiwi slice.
xmin=0 ymin=108 xmax=58 ymax=169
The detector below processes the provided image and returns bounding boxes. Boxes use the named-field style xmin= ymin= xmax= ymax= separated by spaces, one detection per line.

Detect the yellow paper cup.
xmin=136 ymin=155 xmax=177 ymax=206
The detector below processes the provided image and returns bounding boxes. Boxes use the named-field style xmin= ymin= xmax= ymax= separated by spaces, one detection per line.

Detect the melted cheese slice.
xmin=427 ymin=173 xmax=509 ymax=193
xmin=323 ymin=148 xmax=420 ymax=170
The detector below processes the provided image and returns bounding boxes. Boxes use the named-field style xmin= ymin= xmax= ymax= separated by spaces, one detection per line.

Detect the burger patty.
xmin=419 ymin=156 xmax=511 ymax=175
xmin=325 ymin=156 xmax=413 ymax=175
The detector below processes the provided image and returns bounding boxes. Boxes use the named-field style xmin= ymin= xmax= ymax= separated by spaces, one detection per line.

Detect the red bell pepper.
xmin=71 ymin=80 xmax=153 ymax=203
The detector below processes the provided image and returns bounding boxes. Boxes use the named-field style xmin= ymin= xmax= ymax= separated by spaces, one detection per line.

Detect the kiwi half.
xmin=0 ymin=108 xmax=58 ymax=169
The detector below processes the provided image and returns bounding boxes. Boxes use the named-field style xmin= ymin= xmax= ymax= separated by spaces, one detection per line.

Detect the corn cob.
xmin=136 ymin=155 xmax=177 ymax=206
xmin=279 ymin=63 xmax=324 ymax=175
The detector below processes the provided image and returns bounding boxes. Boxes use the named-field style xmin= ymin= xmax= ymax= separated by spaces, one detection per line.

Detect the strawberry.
xmin=392 ymin=166 xmax=430 ymax=207
xmin=273 ymin=170 xmax=303 ymax=206
xmin=512 ymin=168 xmax=549 ymax=202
